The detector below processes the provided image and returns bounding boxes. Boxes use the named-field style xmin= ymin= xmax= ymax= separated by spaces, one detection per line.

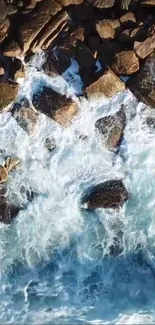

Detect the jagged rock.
xmin=96 ymin=19 xmax=121 ymax=39
xmin=32 ymin=86 xmax=78 ymax=127
xmin=112 ymin=51 xmax=139 ymax=75
xmin=87 ymin=0 xmax=115 ymax=8
xmin=119 ymin=12 xmax=137 ymax=29
xmin=82 ymin=179 xmax=128 ymax=209
xmin=0 ymin=166 xmax=8 ymax=183
xmin=4 ymin=157 xmax=20 ymax=173
xmin=44 ymin=136 xmax=56 ymax=151
xmin=85 ymin=68 xmax=125 ymax=101
xmin=58 ymin=0 xmax=83 ymax=6
xmin=31 ymin=10 xmax=68 ymax=51
xmin=134 ymin=33 xmax=155 ymax=59
xmin=12 ymin=102 xmax=38 ymax=135
xmin=95 ymin=106 xmax=126 ymax=150
xmin=0 ymin=81 xmax=19 ymax=111
xmin=127 ymin=51 xmax=155 ymax=107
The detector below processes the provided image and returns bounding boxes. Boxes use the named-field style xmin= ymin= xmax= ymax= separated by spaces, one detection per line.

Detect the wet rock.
xmin=57 ymin=0 xmax=83 ymax=5
xmin=43 ymin=50 xmax=71 ymax=77
xmin=118 ymin=26 xmax=150 ymax=43
xmin=0 ymin=197 xmax=21 ymax=224
xmin=96 ymin=19 xmax=121 ymax=40
xmin=32 ymin=86 xmax=78 ymax=127
xmin=87 ymin=0 xmax=115 ymax=8
xmin=82 ymin=179 xmax=128 ymax=209
xmin=44 ymin=136 xmax=56 ymax=151
xmin=12 ymin=103 xmax=38 ymax=136
xmin=4 ymin=157 xmax=20 ymax=173
xmin=0 ymin=166 xmax=8 ymax=183
xmin=95 ymin=106 xmax=126 ymax=150
xmin=88 ymin=35 xmax=100 ymax=50
xmin=98 ymin=40 xmax=121 ymax=67
xmin=112 ymin=51 xmax=139 ymax=75
xmin=134 ymin=33 xmax=155 ymax=59
xmin=12 ymin=58 xmax=25 ymax=80
xmin=84 ymin=68 xmax=125 ymax=101
xmin=127 ymin=51 xmax=155 ymax=107
xmin=119 ymin=12 xmax=137 ymax=29
xmin=0 ymin=81 xmax=19 ymax=111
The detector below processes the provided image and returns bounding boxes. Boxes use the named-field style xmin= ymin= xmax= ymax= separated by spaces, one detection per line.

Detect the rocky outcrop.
xmin=112 ymin=51 xmax=139 ymax=75
xmin=32 ymin=86 xmax=78 ymax=127
xmin=0 ymin=81 xmax=19 ymax=111
xmin=95 ymin=106 xmax=126 ymax=150
xmin=127 ymin=51 xmax=155 ymax=107
xmin=85 ymin=68 xmax=125 ymax=101
xmin=82 ymin=179 xmax=128 ymax=209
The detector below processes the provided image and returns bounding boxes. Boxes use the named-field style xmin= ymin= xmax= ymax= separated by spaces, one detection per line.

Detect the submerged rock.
xmin=95 ymin=106 xmax=126 ymax=150
xmin=82 ymin=179 xmax=128 ymax=209
xmin=32 ymin=86 xmax=78 ymax=127
xmin=4 ymin=157 xmax=20 ymax=173
xmin=44 ymin=136 xmax=56 ymax=152
xmin=0 ymin=196 xmax=21 ymax=224
xmin=12 ymin=102 xmax=38 ymax=136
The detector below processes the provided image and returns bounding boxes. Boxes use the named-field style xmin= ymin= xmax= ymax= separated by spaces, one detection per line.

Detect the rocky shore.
xmin=0 ymin=0 xmax=155 ymax=227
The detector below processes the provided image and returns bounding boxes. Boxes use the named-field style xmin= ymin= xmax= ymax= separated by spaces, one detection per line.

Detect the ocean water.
xmin=0 ymin=52 xmax=155 ymax=324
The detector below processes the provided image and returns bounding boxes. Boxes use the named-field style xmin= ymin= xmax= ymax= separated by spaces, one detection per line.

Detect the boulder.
xmin=118 ymin=27 xmax=150 ymax=43
xmin=70 ymin=2 xmax=93 ymax=21
xmin=87 ymin=0 xmax=115 ymax=8
xmin=3 ymin=41 xmax=21 ymax=57
xmin=57 ymin=0 xmax=83 ymax=5
xmin=12 ymin=102 xmax=38 ymax=135
xmin=95 ymin=106 xmax=126 ymax=150
xmin=127 ymin=51 xmax=155 ymax=107
xmin=32 ymin=86 xmax=78 ymax=127
xmin=0 ymin=166 xmax=8 ymax=183
xmin=0 ymin=196 xmax=21 ymax=224
xmin=98 ymin=40 xmax=121 ymax=66
xmin=43 ymin=51 xmax=71 ymax=76
xmin=96 ymin=19 xmax=120 ymax=40
xmin=84 ymin=68 xmax=125 ymax=101
xmin=140 ymin=0 xmax=155 ymax=6
xmin=0 ymin=81 xmax=19 ymax=111
xmin=112 ymin=50 xmax=139 ymax=75
xmin=119 ymin=12 xmax=137 ymax=29
xmin=12 ymin=58 xmax=25 ymax=80
xmin=44 ymin=136 xmax=56 ymax=151
xmin=0 ymin=1 xmax=7 ymax=23
xmin=81 ymin=179 xmax=128 ymax=209
xmin=134 ymin=33 xmax=155 ymax=59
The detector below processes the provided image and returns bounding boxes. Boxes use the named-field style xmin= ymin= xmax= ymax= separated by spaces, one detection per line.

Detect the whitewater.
xmin=0 ymin=51 xmax=155 ymax=324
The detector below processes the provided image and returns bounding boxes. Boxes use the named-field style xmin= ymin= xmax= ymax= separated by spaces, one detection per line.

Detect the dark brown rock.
xmin=0 ymin=18 xmax=10 ymax=42
xmin=112 ymin=50 xmax=139 ymax=75
xmin=70 ymin=2 xmax=93 ymax=21
xmin=12 ymin=103 xmax=38 ymax=135
xmin=88 ymin=35 xmax=100 ymax=50
xmin=32 ymin=86 xmax=78 ymax=127
xmin=0 ymin=197 xmax=21 ymax=224
xmin=82 ymin=179 xmax=128 ymax=209
xmin=118 ymin=26 xmax=150 ymax=43
xmin=0 ymin=81 xmax=19 ymax=111
xmin=127 ymin=51 xmax=155 ymax=107
xmin=44 ymin=136 xmax=56 ymax=151
xmin=3 ymin=41 xmax=21 ymax=57
xmin=134 ymin=33 xmax=155 ymax=59
xmin=95 ymin=106 xmax=126 ymax=150
xmin=85 ymin=68 xmax=125 ymax=101
xmin=43 ymin=51 xmax=71 ymax=76
xmin=98 ymin=40 xmax=121 ymax=66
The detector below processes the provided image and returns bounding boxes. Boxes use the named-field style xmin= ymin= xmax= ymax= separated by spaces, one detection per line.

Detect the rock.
xmin=127 ymin=51 xmax=155 ymax=107
xmin=24 ymin=0 xmax=37 ymax=9
xmin=57 ymin=0 xmax=83 ymax=5
xmin=31 ymin=10 xmax=68 ymax=51
xmin=0 ymin=18 xmax=10 ymax=42
xmin=70 ymin=2 xmax=93 ymax=21
xmin=95 ymin=106 xmax=126 ymax=150
xmin=12 ymin=103 xmax=38 ymax=135
xmin=43 ymin=51 xmax=71 ymax=76
xmin=3 ymin=41 xmax=21 ymax=57
xmin=88 ymin=35 xmax=100 ymax=50
xmin=0 ymin=1 xmax=7 ymax=23
xmin=134 ymin=33 xmax=155 ymax=59
xmin=140 ymin=0 xmax=155 ymax=6
xmin=4 ymin=157 xmax=20 ymax=173
xmin=0 ymin=81 xmax=19 ymax=111
xmin=118 ymin=26 xmax=150 ymax=43
xmin=76 ymin=41 xmax=96 ymax=68
xmin=87 ymin=0 xmax=115 ymax=8
xmin=44 ymin=136 xmax=56 ymax=151
xmin=85 ymin=68 xmax=125 ymax=101
xmin=0 ymin=166 xmax=8 ymax=183
xmin=98 ymin=40 xmax=121 ymax=66
xmin=12 ymin=58 xmax=25 ymax=80
xmin=0 ymin=67 xmax=4 ymax=75
xmin=96 ymin=19 xmax=121 ymax=39
xmin=7 ymin=4 xmax=17 ymax=15
xmin=32 ymin=86 xmax=78 ymax=127
xmin=119 ymin=12 xmax=137 ymax=29
xmin=112 ymin=50 xmax=139 ymax=75
xmin=0 ymin=196 xmax=21 ymax=224
xmin=81 ymin=179 xmax=128 ymax=209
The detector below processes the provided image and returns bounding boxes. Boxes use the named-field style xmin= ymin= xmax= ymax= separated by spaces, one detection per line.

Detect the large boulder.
xmin=112 ymin=51 xmax=140 ymax=75
xmin=0 ymin=81 xmax=19 ymax=111
xmin=84 ymin=68 xmax=125 ymax=101
xmin=32 ymin=86 xmax=78 ymax=127
xmin=127 ymin=51 xmax=155 ymax=107
xmin=82 ymin=179 xmax=128 ymax=209
xmin=95 ymin=106 xmax=126 ymax=150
